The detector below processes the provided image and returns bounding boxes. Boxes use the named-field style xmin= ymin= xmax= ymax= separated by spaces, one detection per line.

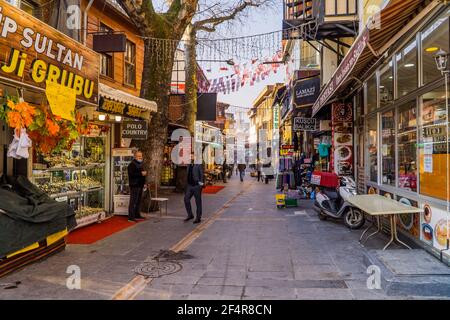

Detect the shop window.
xmin=100 ymin=53 xmax=113 ymax=78
xmin=419 ymin=86 xmax=449 ymax=200
xmin=367 ymin=115 xmax=378 ymax=183
xmin=397 ymin=100 xmax=417 ymax=192
xmin=379 ymin=61 xmax=393 ymax=107
xmin=396 ymin=40 xmax=418 ymax=97
xmin=381 ymin=110 xmax=395 ymax=186
xmin=124 ymin=40 xmax=136 ymax=86
xmin=421 ymin=10 xmax=450 ymax=85
xmin=366 ymin=74 xmax=377 ymax=113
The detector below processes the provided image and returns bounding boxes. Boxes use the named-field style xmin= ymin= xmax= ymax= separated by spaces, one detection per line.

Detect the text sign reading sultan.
xmin=122 ymin=121 xmax=148 ymax=140
xmin=0 ymin=1 xmax=99 ymax=104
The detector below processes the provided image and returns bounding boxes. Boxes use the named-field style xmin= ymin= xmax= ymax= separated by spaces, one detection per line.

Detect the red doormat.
xmin=66 ymin=216 xmax=141 ymax=245
xmin=203 ymin=185 xmax=225 ymax=194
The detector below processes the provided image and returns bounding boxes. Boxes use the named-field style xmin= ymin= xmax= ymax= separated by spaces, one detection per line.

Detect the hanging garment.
xmin=318 ymin=144 xmax=330 ymax=158
xmin=8 ymin=129 xmax=32 ymax=159
xmin=17 ymin=129 xmax=32 ymax=159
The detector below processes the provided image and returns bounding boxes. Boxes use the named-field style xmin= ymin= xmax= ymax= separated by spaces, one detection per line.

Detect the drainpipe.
xmin=83 ymin=0 xmax=95 ymax=45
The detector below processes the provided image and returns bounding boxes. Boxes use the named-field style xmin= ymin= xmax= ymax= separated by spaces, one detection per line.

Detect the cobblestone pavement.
xmin=0 ymin=175 xmax=446 ymax=300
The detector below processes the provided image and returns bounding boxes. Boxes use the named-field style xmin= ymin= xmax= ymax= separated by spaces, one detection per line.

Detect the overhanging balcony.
xmin=283 ymin=0 xmax=359 ymax=40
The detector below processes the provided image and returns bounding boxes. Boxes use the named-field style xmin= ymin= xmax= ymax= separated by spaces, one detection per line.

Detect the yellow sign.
xmin=45 ymin=80 xmax=76 ymax=121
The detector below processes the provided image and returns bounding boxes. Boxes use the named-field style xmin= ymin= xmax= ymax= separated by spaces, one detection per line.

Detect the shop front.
xmin=312 ymin=0 xmax=450 ymax=260
xmin=0 ymin=0 xmax=99 ymax=270
xmin=96 ymin=83 xmax=157 ymax=216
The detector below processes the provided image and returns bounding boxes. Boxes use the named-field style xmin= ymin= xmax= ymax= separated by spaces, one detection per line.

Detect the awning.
xmin=312 ymin=0 xmax=438 ymax=117
xmin=99 ymin=83 xmax=157 ymax=113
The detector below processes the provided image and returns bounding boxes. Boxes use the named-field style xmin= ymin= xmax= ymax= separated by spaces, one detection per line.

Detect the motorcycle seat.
xmin=323 ymin=189 xmax=338 ymax=200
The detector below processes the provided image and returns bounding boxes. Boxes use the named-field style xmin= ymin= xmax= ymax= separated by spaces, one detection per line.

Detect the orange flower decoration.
xmin=46 ymin=118 xmax=60 ymax=136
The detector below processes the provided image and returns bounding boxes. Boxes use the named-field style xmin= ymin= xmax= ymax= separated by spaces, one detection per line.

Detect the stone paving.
xmin=0 ymin=174 xmax=448 ymax=300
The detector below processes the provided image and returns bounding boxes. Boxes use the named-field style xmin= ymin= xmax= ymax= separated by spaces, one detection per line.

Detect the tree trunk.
xmin=184 ymin=25 xmax=198 ymax=134
xmin=134 ymin=39 xmax=177 ymax=189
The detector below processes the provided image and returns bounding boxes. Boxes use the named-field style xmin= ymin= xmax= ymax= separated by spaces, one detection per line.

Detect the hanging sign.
xmin=122 ymin=121 xmax=148 ymax=140
xmin=0 ymin=1 xmax=99 ymax=105
xmin=293 ymin=76 xmax=320 ymax=108
xmin=293 ymin=117 xmax=317 ymax=131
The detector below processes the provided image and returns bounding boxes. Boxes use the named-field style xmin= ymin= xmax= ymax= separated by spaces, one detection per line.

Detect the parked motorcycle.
xmin=313 ymin=176 xmax=365 ymax=229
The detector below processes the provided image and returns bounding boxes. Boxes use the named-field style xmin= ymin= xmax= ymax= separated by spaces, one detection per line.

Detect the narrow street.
xmin=0 ymin=175 xmax=440 ymax=300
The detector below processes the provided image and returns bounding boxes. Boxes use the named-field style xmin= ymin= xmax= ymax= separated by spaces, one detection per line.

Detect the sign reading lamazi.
xmin=0 ymin=1 xmax=99 ymax=104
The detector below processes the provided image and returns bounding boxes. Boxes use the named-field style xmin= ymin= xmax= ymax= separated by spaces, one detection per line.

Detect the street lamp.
xmin=435 ymin=49 xmax=450 ymax=262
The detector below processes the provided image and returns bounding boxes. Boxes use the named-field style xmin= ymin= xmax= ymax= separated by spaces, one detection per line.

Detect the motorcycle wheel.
xmin=318 ymin=211 xmax=328 ymax=220
xmin=343 ymin=208 xmax=365 ymax=229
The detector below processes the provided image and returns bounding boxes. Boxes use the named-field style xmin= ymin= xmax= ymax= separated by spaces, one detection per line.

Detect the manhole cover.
xmin=134 ymin=260 xmax=182 ymax=278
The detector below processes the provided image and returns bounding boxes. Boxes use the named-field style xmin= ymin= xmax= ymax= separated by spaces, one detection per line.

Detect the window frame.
xmin=99 ymin=23 xmax=114 ymax=79
xmin=124 ymin=39 xmax=136 ymax=87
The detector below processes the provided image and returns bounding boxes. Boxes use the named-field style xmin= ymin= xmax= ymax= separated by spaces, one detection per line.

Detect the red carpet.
xmin=203 ymin=185 xmax=225 ymax=194
xmin=66 ymin=216 xmax=141 ymax=244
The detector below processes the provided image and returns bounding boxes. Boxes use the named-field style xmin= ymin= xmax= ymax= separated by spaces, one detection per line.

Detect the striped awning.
xmin=99 ymin=83 xmax=157 ymax=113
xmin=312 ymin=0 xmax=438 ymax=116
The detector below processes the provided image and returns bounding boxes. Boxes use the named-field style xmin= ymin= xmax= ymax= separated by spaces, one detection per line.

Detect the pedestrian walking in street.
xmin=256 ymin=160 xmax=262 ymax=182
xmin=238 ymin=163 xmax=246 ymax=182
xmin=222 ymin=160 xmax=228 ymax=183
xmin=127 ymin=150 xmax=147 ymax=222
xmin=184 ymin=154 xmax=205 ymax=224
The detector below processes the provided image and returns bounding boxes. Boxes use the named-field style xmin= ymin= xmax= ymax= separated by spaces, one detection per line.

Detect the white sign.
xmin=424 ymin=155 xmax=433 ymax=173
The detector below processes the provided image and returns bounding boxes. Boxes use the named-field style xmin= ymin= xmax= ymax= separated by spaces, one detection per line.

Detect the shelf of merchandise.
xmin=33 ymin=163 xmax=106 ymax=173
xmin=49 ymin=187 xmax=104 ymax=199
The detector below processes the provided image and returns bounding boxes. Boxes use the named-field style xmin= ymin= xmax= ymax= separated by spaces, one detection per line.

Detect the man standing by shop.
xmin=128 ymin=150 xmax=147 ymax=222
xmin=184 ymin=153 xmax=205 ymax=224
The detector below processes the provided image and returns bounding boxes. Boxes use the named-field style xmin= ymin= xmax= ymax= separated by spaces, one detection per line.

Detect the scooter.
xmin=313 ymin=176 xmax=365 ymax=229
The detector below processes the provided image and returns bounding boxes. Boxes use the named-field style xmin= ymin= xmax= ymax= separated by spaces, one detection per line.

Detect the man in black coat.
xmin=184 ymin=153 xmax=205 ymax=224
xmin=127 ymin=150 xmax=147 ymax=222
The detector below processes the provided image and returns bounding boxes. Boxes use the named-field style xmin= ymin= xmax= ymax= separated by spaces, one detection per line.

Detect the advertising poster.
xmin=396 ymin=197 xmax=420 ymax=239
xmin=420 ymin=203 xmax=449 ymax=249
xmin=332 ymin=103 xmax=353 ymax=176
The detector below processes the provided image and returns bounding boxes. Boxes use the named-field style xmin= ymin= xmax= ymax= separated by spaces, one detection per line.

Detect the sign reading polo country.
xmin=293 ymin=117 xmax=317 ymax=131
xmin=122 ymin=121 xmax=148 ymax=140
xmin=293 ymin=76 xmax=320 ymax=108
xmin=99 ymin=97 xmax=147 ymax=120
xmin=0 ymin=1 xmax=99 ymax=105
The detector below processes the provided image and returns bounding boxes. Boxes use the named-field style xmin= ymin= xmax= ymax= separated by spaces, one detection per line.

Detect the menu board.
xmin=331 ymin=103 xmax=353 ymax=176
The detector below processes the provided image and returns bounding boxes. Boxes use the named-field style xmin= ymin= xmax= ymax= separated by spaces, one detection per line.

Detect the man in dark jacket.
xmin=127 ymin=150 xmax=147 ymax=222
xmin=238 ymin=163 xmax=246 ymax=182
xmin=184 ymin=153 xmax=205 ymax=224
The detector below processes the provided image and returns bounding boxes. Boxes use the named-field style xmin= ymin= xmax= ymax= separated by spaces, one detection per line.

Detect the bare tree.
xmin=184 ymin=0 xmax=271 ymax=133
xmin=117 ymin=0 xmax=272 ymax=189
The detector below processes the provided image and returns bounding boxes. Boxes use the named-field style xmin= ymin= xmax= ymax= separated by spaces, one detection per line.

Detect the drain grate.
xmin=134 ymin=260 xmax=182 ymax=278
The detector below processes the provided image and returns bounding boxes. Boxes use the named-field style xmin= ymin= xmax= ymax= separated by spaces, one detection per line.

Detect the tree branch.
xmin=193 ymin=0 xmax=260 ymax=31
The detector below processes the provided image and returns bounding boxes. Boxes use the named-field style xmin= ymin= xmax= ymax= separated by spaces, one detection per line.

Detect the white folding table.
xmin=346 ymin=194 xmax=423 ymax=250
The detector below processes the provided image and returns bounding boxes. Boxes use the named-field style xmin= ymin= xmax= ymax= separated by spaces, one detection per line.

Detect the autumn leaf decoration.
xmin=2 ymin=98 xmax=89 ymax=156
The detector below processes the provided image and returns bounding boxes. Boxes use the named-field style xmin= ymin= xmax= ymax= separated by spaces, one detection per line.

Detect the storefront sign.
xmin=293 ymin=76 xmax=320 ymax=108
xmin=0 ymin=1 xmax=99 ymax=105
xmin=122 ymin=121 xmax=148 ymax=140
xmin=312 ymin=30 xmax=369 ymax=116
xmin=293 ymin=117 xmax=317 ymax=131
xmin=273 ymin=105 xmax=280 ymax=130
xmin=99 ymin=97 xmax=146 ymax=120
xmin=332 ymin=103 xmax=353 ymax=176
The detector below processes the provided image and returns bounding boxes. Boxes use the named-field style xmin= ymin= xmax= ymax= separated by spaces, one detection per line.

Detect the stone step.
xmin=363 ymin=249 xmax=450 ymax=297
